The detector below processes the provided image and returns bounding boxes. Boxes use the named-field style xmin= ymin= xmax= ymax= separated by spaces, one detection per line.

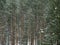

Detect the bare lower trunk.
xmin=16 ymin=35 xmax=18 ymax=45
xmin=11 ymin=15 xmax=16 ymax=45
xmin=11 ymin=33 xmax=15 ymax=45
xmin=31 ymin=38 xmax=34 ymax=45
xmin=1 ymin=34 xmax=5 ymax=45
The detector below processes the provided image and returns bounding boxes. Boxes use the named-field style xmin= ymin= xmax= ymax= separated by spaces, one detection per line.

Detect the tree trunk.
xmin=31 ymin=38 xmax=34 ymax=45
xmin=20 ymin=10 xmax=24 ymax=45
xmin=11 ymin=15 xmax=16 ymax=45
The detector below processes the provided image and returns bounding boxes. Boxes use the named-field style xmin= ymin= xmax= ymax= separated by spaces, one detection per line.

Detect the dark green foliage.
xmin=0 ymin=0 xmax=60 ymax=45
xmin=0 ymin=0 xmax=6 ymax=10
xmin=46 ymin=0 xmax=60 ymax=45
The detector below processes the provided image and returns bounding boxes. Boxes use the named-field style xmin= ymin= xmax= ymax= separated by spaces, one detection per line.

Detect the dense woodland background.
xmin=0 ymin=0 xmax=60 ymax=45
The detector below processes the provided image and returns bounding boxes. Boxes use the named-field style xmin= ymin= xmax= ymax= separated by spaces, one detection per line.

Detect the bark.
xmin=20 ymin=9 xmax=24 ymax=44
xmin=31 ymin=38 xmax=34 ymax=45
xmin=15 ymin=30 xmax=18 ymax=45
xmin=11 ymin=15 xmax=16 ymax=45
xmin=1 ymin=34 xmax=5 ymax=45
